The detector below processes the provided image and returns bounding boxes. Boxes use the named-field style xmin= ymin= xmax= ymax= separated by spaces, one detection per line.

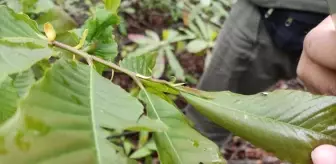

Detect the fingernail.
xmin=311 ymin=145 xmax=336 ymax=164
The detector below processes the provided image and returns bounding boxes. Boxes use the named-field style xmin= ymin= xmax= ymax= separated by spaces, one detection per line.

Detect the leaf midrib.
xmin=144 ymin=91 xmax=184 ymax=164
xmin=89 ymin=66 xmax=101 ymax=164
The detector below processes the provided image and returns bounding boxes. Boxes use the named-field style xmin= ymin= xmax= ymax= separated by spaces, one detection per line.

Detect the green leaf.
xmin=145 ymin=87 xmax=177 ymax=106
xmin=161 ymin=29 xmax=192 ymax=44
xmin=138 ymin=131 xmax=149 ymax=148
xmin=162 ymin=29 xmax=193 ymax=43
xmin=129 ymin=147 xmax=152 ymax=159
xmin=200 ymin=0 xmax=211 ymax=7
xmin=176 ymin=41 xmax=186 ymax=53
xmin=0 ymin=5 xmax=43 ymax=39
xmin=140 ymin=91 xmax=226 ymax=164
xmin=162 ymin=29 xmax=179 ymax=41
xmin=53 ymin=30 xmax=80 ymax=59
xmin=30 ymin=59 xmax=51 ymax=79
xmin=185 ymin=74 xmax=198 ymax=85
xmin=0 ymin=75 xmax=19 ymax=124
xmin=144 ymin=156 xmax=153 ymax=164
xmin=212 ymin=1 xmax=229 ymax=18
xmin=104 ymin=0 xmax=120 ymax=13
xmin=84 ymin=8 xmax=119 ymax=73
xmin=118 ymin=17 xmax=128 ymax=36
xmin=140 ymin=138 xmax=157 ymax=151
xmin=0 ymin=6 xmax=51 ymax=75
xmin=145 ymin=30 xmax=160 ymax=42
xmin=188 ymin=22 xmax=203 ymax=39
xmin=195 ymin=16 xmax=209 ymax=40
xmin=94 ymin=42 xmax=118 ymax=61
xmin=12 ymin=69 xmax=36 ymax=98
xmin=164 ymin=47 xmax=185 ymax=81
xmin=181 ymin=90 xmax=336 ymax=164
xmin=93 ymin=42 xmax=118 ymax=74
xmin=187 ymin=39 xmax=209 ymax=53
xmin=3 ymin=0 xmax=22 ymax=12
xmin=128 ymin=34 xmax=154 ymax=45
xmin=56 ymin=30 xmax=80 ymax=46
xmin=0 ymin=38 xmax=52 ymax=75
xmin=128 ymin=44 xmax=161 ymax=57
xmin=36 ymin=7 xmax=77 ymax=33
xmin=142 ymin=80 xmax=180 ymax=95
xmin=123 ymin=139 xmax=134 ymax=155
xmin=34 ymin=0 xmax=54 ymax=13
xmin=5 ymin=0 xmax=54 ymax=13
xmin=85 ymin=8 xmax=119 ymax=42
xmin=120 ymin=53 xmax=157 ymax=76
xmin=0 ymin=59 xmax=166 ymax=164
xmin=152 ymin=49 xmax=165 ymax=79
xmin=91 ymin=67 xmax=167 ymax=132
xmin=219 ymin=0 xmax=231 ymax=6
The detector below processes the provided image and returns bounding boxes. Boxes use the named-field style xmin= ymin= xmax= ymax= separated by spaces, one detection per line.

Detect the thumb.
xmin=311 ymin=145 xmax=336 ymax=164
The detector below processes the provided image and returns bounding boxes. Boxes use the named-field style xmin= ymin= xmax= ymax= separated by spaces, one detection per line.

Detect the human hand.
xmin=297 ymin=16 xmax=336 ymax=95
xmin=312 ymin=145 xmax=336 ymax=164
xmin=297 ymin=16 xmax=336 ymax=164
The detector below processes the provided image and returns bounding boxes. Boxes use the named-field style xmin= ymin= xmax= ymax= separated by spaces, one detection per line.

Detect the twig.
xmin=52 ymin=41 xmax=138 ymax=78
xmin=51 ymin=41 xmax=178 ymax=92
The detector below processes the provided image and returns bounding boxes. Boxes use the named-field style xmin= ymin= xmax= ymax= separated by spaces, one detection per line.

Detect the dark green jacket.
xmin=227 ymin=0 xmax=329 ymax=52
xmin=249 ymin=0 xmax=329 ymax=14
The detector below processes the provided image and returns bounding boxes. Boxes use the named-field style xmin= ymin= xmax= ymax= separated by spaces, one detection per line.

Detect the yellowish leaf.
xmin=44 ymin=22 xmax=56 ymax=42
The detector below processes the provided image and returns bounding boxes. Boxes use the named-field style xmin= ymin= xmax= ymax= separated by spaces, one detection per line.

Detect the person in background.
xmin=185 ymin=0 xmax=336 ymax=162
xmin=185 ymin=0 xmax=334 ymax=162
xmin=184 ymin=0 xmax=336 ymax=162
xmin=298 ymin=15 xmax=336 ymax=164
xmin=185 ymin=0 xmax=329 ymax=145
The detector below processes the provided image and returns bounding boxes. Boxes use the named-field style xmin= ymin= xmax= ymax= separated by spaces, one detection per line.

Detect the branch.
xmin=51 ymin=41 xmax=177 ymax=90
xmin=52 ymin=41 xmax=137 ymax=78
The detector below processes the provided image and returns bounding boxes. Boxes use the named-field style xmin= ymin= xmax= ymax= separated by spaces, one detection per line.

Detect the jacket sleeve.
xmin=247 ymin=0 xmax=328 ymax=14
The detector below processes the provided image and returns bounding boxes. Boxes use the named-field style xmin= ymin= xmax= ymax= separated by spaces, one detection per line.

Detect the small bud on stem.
xmin=44 ymin=23 xmax=56 ymax=42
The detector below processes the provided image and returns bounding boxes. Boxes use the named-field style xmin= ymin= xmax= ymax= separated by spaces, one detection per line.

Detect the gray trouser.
xmin=185 ymin=0 xmax=298 ymax=145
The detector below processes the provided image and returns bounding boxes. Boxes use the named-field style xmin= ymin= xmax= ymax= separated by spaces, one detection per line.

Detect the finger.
xmin=297 ymin=54 xmax=321 ymax=94
xmin=297 ymin=52 xmax=336 ymax=95
xmin=311 ymin=145 xmax=336 ymax=164
xmin=304 ymin=16 xmax=336 ymax=71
